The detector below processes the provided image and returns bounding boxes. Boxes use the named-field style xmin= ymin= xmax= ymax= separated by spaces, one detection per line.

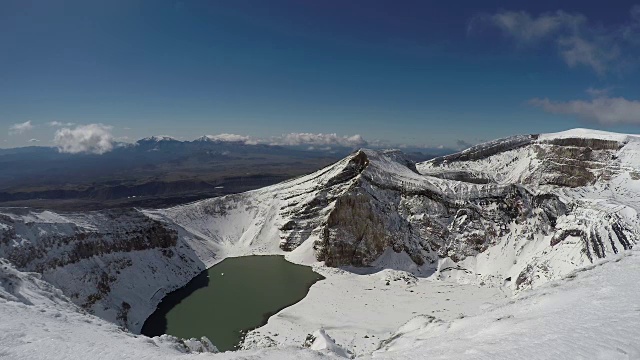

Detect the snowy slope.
xmin=0 ymin=259 xmax=342 ymax=359
xmin=0 ymin=150 xmax=376 ymax=333
xmin=1 ymin=128 xmax=640 ymax=357
xmin=3 ymin=247 xmax=640 ymax=359
xmin=418 ymin=128 xmax=640 ymax=187
xmin=0 ymin=208 xmax=219 ymax=333
xmin=415 ymin=128 xmax=640 ymax=290
xmin=373 ymin=249 xmax=640 ymax=360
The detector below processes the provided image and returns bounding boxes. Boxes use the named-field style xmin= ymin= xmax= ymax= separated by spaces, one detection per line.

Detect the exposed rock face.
xmin=320 ymin=187 xmax=404 ymax=267
xmin=1 ymin=210 xmax=177 ymax=272
xmin=1 ymin=128 xmax=640 ymax=334
xmin=315 ymin=169 xmax=572 ymax=269
xmin=422 ymin=131 xmax=629 ymax=188
xmin=416 ymin=129 xmax=640 ymax=288
xmin=278 ymin=151 xmax=369 ymax=251
xmin=275 ymin=132 xmax=638 ymax=287
xmin=0 ymin=209 xmax=210 ymax=331
xmin=529 ymin=140 xmax=617 ymax=187
xmin=309 ymin=131 xmax=640 ymax=287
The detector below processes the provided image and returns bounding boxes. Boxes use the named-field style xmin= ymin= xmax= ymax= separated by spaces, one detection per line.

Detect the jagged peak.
xmin=351 ymin=148 xmax=409 ymax=166
xmin=137 ymin=135 xmax=179 ymax=143
xmin=191 ymin=134 xmax=256 ymax=144
xmin=193 ymin=135 xmax=213 ymax=142
xmin=347 ymin=148 xmax=420 ymax=178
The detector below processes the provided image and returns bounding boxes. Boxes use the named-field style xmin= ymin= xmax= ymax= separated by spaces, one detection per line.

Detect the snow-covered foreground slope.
xmin=0 ymin=257 xmax=352 ymax=359
xmin=1 ymin=128 xmax=640 ymax=357
xmin=3 ymin=248 xmax=640 ymax=359
xmin=241 ymin=265 xmax=505 ymax=355
xmin=373 ymin=250 xmax=640 ymax=359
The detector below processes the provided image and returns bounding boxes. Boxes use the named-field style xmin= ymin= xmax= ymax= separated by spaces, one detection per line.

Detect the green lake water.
xmin=141 ymin=255 xmax=324 ymax=351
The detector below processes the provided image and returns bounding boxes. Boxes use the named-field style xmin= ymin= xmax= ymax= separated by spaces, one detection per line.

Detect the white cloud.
xmin=529 ymin=96 xmax=640 ymax=125
xmin=472 ymin=7 xmax=640 ymax=75
xmin=204 ymin=133 xmax=258 ymax=145
xmin=54 ymin=124 xmax=114 ymax=154
xmin=558 ymin=35 xmax=619 ymax=76
xmin=28 ymin=138 xmax=39 ymax=143
xmin=474 ymin=10 xmax=584 ymax=42
xmin=622 ymin=5 xmax=640 ymax=44
xmin=9 ymin=120 xmax=34 ymax=134
xmin=48 ymin=121 xmax=75 ymax=127
xmin=270 ymin=133 xmax=367 ymax=148
xmin=199 ymin=132 xmax=367 ymax=148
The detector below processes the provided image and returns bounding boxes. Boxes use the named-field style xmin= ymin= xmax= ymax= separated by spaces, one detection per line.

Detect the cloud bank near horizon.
xmin=2 ymin=120 xmax=460 ymax=155
xmin=197 ymin=132 xmax=369 ymax=148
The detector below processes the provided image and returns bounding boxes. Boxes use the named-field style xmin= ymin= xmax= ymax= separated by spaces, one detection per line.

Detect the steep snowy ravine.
xmin=2 ymin=128 xmax=640 ymax=358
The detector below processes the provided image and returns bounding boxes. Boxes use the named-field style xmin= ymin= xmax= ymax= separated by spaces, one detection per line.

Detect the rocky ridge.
xmin=1 ymin=128 xmax=639 ymax=336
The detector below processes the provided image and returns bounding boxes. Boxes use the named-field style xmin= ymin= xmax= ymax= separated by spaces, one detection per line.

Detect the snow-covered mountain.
xmin=3 ymin=218 xmax=640 ymax=359
xmin=138 ymin=135 xmax=181 ymax=143
xmin=1 ymin=128 xmax=640 ymax=354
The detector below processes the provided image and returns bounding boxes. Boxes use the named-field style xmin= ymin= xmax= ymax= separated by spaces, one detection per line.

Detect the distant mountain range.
xmin=0 ymin=136 xmax=450 ymax=210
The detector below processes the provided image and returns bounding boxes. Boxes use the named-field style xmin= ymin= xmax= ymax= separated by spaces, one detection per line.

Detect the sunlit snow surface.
xmin=2 ymin=251 xmax=640 ymax=359
xmin=3 ymin=128 xmax=640 ymax=358
xmin=373 ymin=251 xmax=640 ymax=360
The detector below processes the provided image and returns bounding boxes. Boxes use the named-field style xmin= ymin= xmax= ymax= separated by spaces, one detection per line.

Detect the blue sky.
xmin=2 ymin=0 xmax=640 ymax=150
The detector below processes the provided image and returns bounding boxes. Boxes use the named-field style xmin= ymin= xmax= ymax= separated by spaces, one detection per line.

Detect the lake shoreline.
xmin=141 ymin=255 xmax=325 ymax=351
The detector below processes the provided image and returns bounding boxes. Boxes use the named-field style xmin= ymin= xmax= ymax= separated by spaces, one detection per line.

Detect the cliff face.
xmin=313 ymin=151 xmax=637 ymax=287
xmin=1 ymin=129 xmax=640 ymax=334
xmin=421 ymin=130 xmax=637 ymax=188
xmin=0 ymin=209 xmax=213 ymax=332
xmin=1 ymin=210 xmax=177 ymax=272
xmin=230 ymin=131 xmax=639 ymax=289
xmin=415 ymin=129 xmax=640 ymax=287
xmin=307 ymin=130 xmax=640 ymax=286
